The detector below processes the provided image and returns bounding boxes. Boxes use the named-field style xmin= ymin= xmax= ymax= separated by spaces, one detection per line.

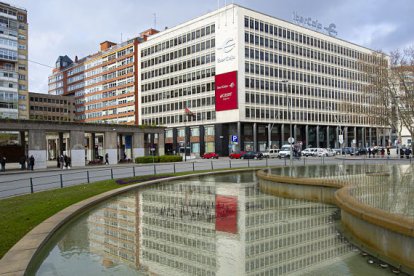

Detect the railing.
xmin=0 ymin=156 xmax=411 ymax=199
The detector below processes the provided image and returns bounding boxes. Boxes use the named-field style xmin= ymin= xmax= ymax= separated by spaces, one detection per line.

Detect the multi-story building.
xmin=0 ymin=1 xmax=28 ymax=119
xmin=139 ymin=4 xmax=388 ymax=157
xmin=28 ymin=91 xmax=75 ymax=122
xmin=48 ymin=29 xmax=158 ymax=125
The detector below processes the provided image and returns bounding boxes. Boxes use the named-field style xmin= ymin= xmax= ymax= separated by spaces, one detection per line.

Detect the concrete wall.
xmin=257 ymin=169 xmax=414 ymax=275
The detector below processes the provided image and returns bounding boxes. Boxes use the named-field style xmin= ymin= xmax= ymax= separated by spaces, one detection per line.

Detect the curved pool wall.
xmin=4 ymin=169 xmax=398 ymax=275
xmin=257 ymin=164 xmax=414 ymax=274
xmin=0 ymin=169 xmax=252 ymax=276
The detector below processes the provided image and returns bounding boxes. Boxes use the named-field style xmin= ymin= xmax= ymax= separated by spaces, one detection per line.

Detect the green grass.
xmin=0 ymin=174 xmax=178 ymax=259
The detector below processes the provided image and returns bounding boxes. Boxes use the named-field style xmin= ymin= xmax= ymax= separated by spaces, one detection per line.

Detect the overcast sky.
xmin=10 ymin=0 xmax=414 ymax=93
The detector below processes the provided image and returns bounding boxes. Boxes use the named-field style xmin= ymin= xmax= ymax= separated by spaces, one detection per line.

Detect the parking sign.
xmin=231 ymin=135 xmax=238 ymax=143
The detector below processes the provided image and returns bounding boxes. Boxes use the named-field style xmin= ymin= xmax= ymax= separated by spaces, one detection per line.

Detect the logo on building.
xmin=215 ymin=71 xmax=238 ymax=111
xmin=292 ymin=12 xmax=338 ymax=37
xmin=217 ymin=38 xmax=235 ymax=53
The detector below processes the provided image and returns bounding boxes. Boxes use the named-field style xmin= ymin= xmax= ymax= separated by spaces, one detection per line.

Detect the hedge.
xmin=135 ymin=155 xmax=182 ymax=163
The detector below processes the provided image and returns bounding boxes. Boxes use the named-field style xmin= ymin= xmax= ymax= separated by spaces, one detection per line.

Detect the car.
xmin=262 ymin=148 xmax=280 ymax=158
xmin=325 ymin=148 xmax=337 ymax=157
xmin=241 ymin=151 xmax=263 ymax=159
xmin=341 ymin=147 xmax=353 ymax=155
xmin=229 ymin=151 xmax=245 ymax=159
xmin=353 ymin=148 xmax=368 ymax=156
xmin=202 ymin=152 xmax=219 ymax=159
xmin=278 ymin=145 xmax=293 ymax=158
xmin=315 ymin=148 xmax=328 ymax=157
xmin=302 ymin=148 xmax=316 ymax=157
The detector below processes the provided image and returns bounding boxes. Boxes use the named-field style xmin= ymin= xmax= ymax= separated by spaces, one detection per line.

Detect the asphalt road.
xmin=0 ymin=155 xmax=411 ymax=199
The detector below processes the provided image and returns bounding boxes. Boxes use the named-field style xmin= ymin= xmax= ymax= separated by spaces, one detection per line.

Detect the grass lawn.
xmin=0 ymin=174 xmax=177 ymax=259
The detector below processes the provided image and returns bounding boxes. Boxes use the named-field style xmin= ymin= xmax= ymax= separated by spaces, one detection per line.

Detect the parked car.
xmin=353 ymin=148 xmax=368 ymax=156
xmin=302 ymin=148 xmax=316 ymax=157
xmin=341 ymin=147 xmax=353 ymax=155
xmin=278 ymin=145 xmax=293 ymax=158
xmin=314 ymin=148 xmax=328 ymax=157
xmin=229 ymin=151 xmax=245 ymax=159
xmin=241 ymin=151 xmax=263 ymax=159
xmin=202 ymin=152 xmax=219 ymax=159
xmin=262 ymin=148 xmax=280 ymax=158
xmin=325 ymin=148 xmax=337 ymax=157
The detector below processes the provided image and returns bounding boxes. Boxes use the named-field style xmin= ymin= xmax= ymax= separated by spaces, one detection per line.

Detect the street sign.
xmin=231 ymin=135 xmax=238 ymax=143
xmin=339 ymin=135 xmax=344 ymax=144
xmin=288 ymin=137 xmax=295 ymax=144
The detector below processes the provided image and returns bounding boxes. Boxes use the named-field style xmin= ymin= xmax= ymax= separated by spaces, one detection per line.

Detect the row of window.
xmin=141 ymin=38 xmax=215 ymax=70
xmin=30 ymin=106 xmax=70 ymax=113
xmin=142 ymin=96 xmax=215 ymax=115
xmin=245 ymin=46 xmax=366 ymax=84
xmin=244 ymin=107 xmax=379 ymax=125
xmin=141 ymin=24 xmax=215 ymax=58
xmin=143 ymin=80 xmax=214 ymax=104
xmin=29 ymin=97 xmax=71 ymax=105
xmin=142 ymin=65 xmax=215 ymax=93
xmin=142 ymin=111 xmax=216 ymax=126
xmin=244 ymin=16 xmax=375 ymax=62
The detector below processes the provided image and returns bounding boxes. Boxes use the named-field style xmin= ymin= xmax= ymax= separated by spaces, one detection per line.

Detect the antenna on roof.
xmin=153 ymin=13 xmax=157 ymax=30
xmin=120 ymin=33 xmax=123 ymax=43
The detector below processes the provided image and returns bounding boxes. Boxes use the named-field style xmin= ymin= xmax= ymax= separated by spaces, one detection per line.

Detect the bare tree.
xmin=363 ymin=47 xmax=414 ymax=150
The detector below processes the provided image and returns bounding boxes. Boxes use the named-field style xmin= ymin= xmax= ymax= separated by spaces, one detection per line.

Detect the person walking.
xmin=105 ymin=153 xmax=109 ymax=165
xmin=0 ymin=154 xmax=6 ymax=172
xmin=29 ymin=155 xmax=35 ymax=171
xmin=19 ymin=155 xmax=26 ymax=170
xmin=59 ymin=154 xmax=64 ymax=169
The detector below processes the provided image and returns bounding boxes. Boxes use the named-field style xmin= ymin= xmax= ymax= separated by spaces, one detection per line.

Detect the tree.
xmin=363 ymin=47 xmax=414 ymax=151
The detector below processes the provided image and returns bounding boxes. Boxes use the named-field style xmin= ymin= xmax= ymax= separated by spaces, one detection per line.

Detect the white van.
xmin=263 ymin=148 xmax=280 ymax=158
xmin=278 ymin=145 xmax=293 ymax=158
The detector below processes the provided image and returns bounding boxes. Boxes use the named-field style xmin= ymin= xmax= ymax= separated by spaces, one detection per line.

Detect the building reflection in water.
xmin=36 ymin=170 xmax=398 ymax=275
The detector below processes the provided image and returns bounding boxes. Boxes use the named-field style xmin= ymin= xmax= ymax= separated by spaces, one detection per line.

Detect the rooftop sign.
xmin=292 ymin=12 xmax=338 ymax=37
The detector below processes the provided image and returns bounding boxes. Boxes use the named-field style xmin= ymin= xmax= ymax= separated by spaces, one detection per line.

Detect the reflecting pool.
xmin=32 ymin=170 xmax=402 ymax=275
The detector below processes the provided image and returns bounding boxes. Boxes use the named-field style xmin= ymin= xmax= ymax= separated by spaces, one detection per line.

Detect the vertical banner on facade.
xmin=215 ymin=195 xmax=238 ymax=234
xmin=215 ymin=71 xmax=238 ymax=111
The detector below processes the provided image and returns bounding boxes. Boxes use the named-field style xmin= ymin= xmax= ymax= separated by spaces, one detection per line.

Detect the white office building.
xmin=139 ymin=4 xmax=388 ymax=157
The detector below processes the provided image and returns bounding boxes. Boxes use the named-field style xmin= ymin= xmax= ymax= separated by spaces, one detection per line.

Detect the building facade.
xmin=139 ymin=5 xmax=388 ymax=157
xmin=48 ymin=29 xmax=158 ymax=125
xmin=0 ymin=2 xmax=28 ymax=119
xmin=29 ymin=91 xmax=75 ymax=122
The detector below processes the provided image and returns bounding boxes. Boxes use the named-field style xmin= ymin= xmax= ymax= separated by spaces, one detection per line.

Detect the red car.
xmin=229 ymin=151 xmax=245 ymax=159
xmin=202 ymin=152 xmax=219 ymax=159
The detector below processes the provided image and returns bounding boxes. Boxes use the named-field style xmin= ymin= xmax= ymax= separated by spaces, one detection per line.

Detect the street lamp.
xmin=281 ymin=80 xmax=293 ymax=167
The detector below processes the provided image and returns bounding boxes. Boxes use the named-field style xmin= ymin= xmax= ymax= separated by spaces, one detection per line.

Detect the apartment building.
xmin=0 ymin=1 xmax=28 ymax=119
xmin=139 ymin=4 xmax=388 ymax=157
xmin=48 ymin=29 xmax=158 ymax=125
xmin=29 ymin=91 xmax=74 ymax=122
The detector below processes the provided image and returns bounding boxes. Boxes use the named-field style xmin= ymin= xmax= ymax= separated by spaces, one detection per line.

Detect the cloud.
xmin=348 ymin=23 xmax=397 ymax=50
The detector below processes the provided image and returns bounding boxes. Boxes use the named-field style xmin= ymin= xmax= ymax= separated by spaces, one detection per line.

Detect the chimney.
xmin=100 ymin=41 xmax=117 ymax=51
xmin=74 ymin=55 xmax=78 ymax=62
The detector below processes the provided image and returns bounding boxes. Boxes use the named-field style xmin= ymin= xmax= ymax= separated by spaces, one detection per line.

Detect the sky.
xmin=9 ymin=0 xmax=414 ymax=93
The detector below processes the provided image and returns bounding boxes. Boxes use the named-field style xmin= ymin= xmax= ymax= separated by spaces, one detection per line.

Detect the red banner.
xmin=215 ymin=71 xmax=238 ymax=111
xmin=215 ymin=195 xmax=238 ymax=234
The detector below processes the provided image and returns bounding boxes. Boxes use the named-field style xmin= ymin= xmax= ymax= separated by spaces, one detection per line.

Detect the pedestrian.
xmin=64 ymin=155 xmax=68 ymax=169
xmin=59 ymin=154 xmax=64 ymax=169
xmin=0 ymin=154 xmax=6 ymax=172
xmin=29 ymin=155 xmax=35 ymax=171
xmin=19 ymin=155 xmax=26 ymax=170
xmin=405 ymin=148 xmax=411 ymax=159
xmin=105 ymin=153 xmax=109 ymax=165
xmin=380 ymin=147 xmax=385 ymax=158
xmin=386 ymin=147 xmax=390 ymax=159
xmin=67 ymin=156 xmax=71 ymax=169
xmin=368 ymin=147 xmax=372 ymax=158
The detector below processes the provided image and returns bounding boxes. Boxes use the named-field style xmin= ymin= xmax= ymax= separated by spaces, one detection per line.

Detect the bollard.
xmin=87 ymin=171 xmax=90 ymax=183
xmin=30 ymin=178 xmax=34 ymax=193
xmin=60 ymin=174 xmax=63 ymax=188
xmin=303 ymin=158 xmax=305 ymax=166
xmin=266 ymin=158 xmax=268 ymax=167
xmin=229 ymin=160 xmax=232 ymax=169
xmin=111 ymin=168 xmax=114 ymax=179
xmin=248 ymin=159 xmax=250 ymax=167
xmin=173 ymin=163 xmax=176 ymax=174
xmin=133 ymin=166 xmax=136 ymax=177
xmin=284 ymin=158 xmax=287 ymax=166
xmin=154 ymin=164 xmax=156 ymax=175
xmin=211 ymin=161 xmax=213 ymax=170
xmin=192 ymin=162 xmax=195 ymax=172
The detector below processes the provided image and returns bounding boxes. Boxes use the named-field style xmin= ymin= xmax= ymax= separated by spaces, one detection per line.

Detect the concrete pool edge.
xmin=256 ymin=169 xmax=414 ymax=274
xmin=0 ymin=168 xmax=259 ymax=276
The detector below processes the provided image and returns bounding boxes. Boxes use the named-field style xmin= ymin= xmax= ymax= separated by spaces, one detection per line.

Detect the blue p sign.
xmin=231 ymin=135 xmax=238 ymax=143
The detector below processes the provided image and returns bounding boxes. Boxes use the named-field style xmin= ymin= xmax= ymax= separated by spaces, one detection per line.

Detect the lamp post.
xmin=281 ymin=80 xmax=293 ymax=167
